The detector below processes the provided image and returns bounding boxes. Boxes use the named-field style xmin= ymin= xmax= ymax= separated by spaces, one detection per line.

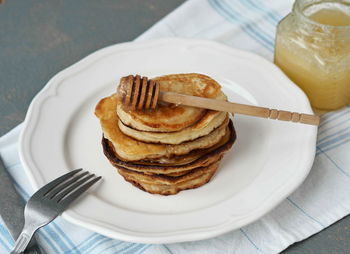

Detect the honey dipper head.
xmin=118 ymin=75 xmax=160 ymax=111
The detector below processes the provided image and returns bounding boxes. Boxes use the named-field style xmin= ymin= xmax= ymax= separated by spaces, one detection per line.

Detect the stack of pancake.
xmin=95 ymin=73 xmax=236 ymax=195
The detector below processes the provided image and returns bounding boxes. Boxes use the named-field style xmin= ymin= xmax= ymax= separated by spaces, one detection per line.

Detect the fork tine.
xmin=58 ymin=176 xmax=102 ymax=208
xmin=46 ymin=171 xmax=89 ymax=199
xmin=33 ymin=169 xmax=83 ymax=197
xmin=52 ymin=173 xmax=95 ymax=202
xmin=59 ymin=176 xmax=102 ymax=207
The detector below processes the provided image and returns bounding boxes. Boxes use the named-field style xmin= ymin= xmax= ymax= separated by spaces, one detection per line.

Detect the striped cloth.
xmin=1 ymin=0 xmax=350 ymax=253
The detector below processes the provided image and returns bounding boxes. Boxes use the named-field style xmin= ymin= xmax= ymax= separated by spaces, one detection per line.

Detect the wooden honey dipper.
xmin=117 ymin=75 xmax=320 ymax=126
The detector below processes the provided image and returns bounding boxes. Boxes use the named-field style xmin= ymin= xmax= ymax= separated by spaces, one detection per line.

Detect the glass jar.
xmin=274 ymin=0 xmax=350 ymax=110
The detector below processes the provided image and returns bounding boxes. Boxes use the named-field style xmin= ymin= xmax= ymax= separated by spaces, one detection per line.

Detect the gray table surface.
xmin=0 ymin=0 xmax=349 ymax=253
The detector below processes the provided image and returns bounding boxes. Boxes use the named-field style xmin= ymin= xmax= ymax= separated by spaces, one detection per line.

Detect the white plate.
xmin=19 ymin=38 xmax=317 ymax=244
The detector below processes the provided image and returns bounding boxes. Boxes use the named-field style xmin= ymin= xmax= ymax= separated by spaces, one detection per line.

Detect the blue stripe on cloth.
xmin=68 ymin=234 xmax=110 ymax=254
xmin=245 ymin=0 xmax=281 ymax=23
xmin=0 ymin=224 xmax=14 ymax=245
xmin=11 ymin=180 xmax=29 ymax=199
xmin=163 ymin=244 xmax=174 ymax=254
xmin=52 ymin=223 xmax=80 ymax=254
xmin=317 ymin=137 xmax=350 ymax=155
xmin=287 ymin=198 xmax=325 ymax=227
xmin=220 ymin=0 xmax=275 ymax=49
xmin=74 ymin=233 xmax=98 ymax=249
xmin=226 ymin=0 xmax=277 ymax=38
xmin=317 ymin=147 xmax=350 ymax=178
xmin=0 ymin=234 xmax=11 ymax=253
xmin=317 ymin=125 xmax=349 ymax=144
xmin=122 ymin=244 xmax=146 ymax=254
xmin=318 ymin=116 xmax=350 ymax=136
xmin=317 ymin=129 xmax=350 ymax=148
xmin=240 ymin=229 xmax=266 ymax=254
xmin=237 ymin=0 xmax=279 ymax=28
xmin=319 ymin=108 xmax=350 ymax=128
xmin=317 ymin=131 xmax=350 ymax=151
xmin=95 ymin=241 xmax=126 ymax=254
xmin=37 ymin=230 xmax=61 ymax=254
xmin=99 ymin=241 xmax=136 ymax=254
xmin=66 ymin=233 xmax=97 ymax=253
xmin=162 ymin=21 xmax=178 ymax=36
xmin=85 ymin=239 xmax=115 ymax=253
xmin=224 ymin=0 xmax=276 ymax=38
xmin=190 ymin=20 xmax=227 ymax=37
xmin=135 ymin=244 xmax=151 ymax=254
xmin=110 ymin=242 xmax=141 ymax=254
xmin=208 ymin=0 xmax=274 ymax=51
xmin=43 ymin=226 xmax=71 ymax=253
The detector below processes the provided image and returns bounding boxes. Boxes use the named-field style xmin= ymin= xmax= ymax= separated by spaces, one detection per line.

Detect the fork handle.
xmin=11 ymin=230 xmax=36 ymax=254
xmin=159 ymin=92 xmax=320 ymax=126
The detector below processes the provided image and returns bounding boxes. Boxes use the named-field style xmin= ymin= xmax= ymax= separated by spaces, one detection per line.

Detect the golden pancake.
xmin=116 ymin=73 xmax=227 ymax=132
xmin=95 ymin=93 xmax=229 ymax=161
xmin=101 ymin=120 xmax=236 ymax=174
xmin=118 ymin=111 xmax=227 ymax=144
xmin=117 ymin=160 xmax=221 ymax=195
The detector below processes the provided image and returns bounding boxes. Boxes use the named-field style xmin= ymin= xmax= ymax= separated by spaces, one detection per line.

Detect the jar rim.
xmin=294 ymin=0 xmax=350 ymax=30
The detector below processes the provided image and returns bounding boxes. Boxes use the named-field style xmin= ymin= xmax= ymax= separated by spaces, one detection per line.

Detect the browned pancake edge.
xmin=102 ymin=120 xmax=236 ymax=174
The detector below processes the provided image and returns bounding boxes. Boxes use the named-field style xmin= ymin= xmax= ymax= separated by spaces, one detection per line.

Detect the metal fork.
xmin=11 ymin=169 xmax=101 ymax=254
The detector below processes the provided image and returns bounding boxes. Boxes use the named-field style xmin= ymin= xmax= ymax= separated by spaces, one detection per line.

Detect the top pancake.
xmin=116 ymin=73 xmax=227 ymax=132
xmin=118 ymin=109 xmax=227 ymax=145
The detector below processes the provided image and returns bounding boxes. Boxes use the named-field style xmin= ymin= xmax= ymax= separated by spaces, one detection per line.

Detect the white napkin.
xmin=1 ymin=0 xmax=350 ymax=253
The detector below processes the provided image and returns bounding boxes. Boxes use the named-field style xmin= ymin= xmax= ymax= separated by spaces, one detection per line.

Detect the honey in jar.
xmin=274 ymin=0 xmax=350 ymax=110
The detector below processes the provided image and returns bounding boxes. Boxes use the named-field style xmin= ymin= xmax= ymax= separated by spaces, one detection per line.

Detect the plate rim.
xmin=19 ymin=38 xmax=317 ymax=243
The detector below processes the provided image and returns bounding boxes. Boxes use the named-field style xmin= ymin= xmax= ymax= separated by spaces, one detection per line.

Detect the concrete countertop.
xmin=0 ymin=0 xmax=349 ymax=253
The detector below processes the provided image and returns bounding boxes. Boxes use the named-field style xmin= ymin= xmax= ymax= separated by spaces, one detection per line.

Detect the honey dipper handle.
xmin=159 ymin=92 xmax=320 ymax=126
